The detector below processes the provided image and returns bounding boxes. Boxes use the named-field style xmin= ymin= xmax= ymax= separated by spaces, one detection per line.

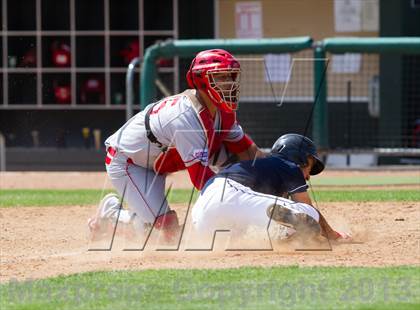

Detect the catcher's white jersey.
xmin=102 ymin=89 xmax=249 ymax=228
xmin=105 ymin=89 xmax=245 ymax=170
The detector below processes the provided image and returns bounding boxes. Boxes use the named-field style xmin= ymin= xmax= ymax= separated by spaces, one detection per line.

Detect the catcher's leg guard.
xmin=153 ymin=210 xmax=181 ymax=243
xmin=266 ymin=204 xmax=321 ymax=236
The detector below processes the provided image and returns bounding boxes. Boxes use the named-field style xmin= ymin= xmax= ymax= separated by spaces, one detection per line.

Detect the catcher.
xmin=88 ymin=49 xmax=265 ymax=242
xmin=191 ymin=133 xmax=351 ymax=242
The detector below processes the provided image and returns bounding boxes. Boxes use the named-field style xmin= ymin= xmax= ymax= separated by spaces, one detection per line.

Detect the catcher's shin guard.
xmin=266 ymin=204 xmax=321 ymax=236
xmin=153 ymin=210 xmax=181 ymax=243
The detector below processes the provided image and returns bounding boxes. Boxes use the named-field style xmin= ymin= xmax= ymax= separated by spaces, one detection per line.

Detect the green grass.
xmin=312 ymin=175 xmax=419 ymax=186
xmin=0 ymin=189 xmax=110 ymax=208
xmin=0 ymin=189 xmax=199 ymax=208
xmin=309 ymin=190 xmax=420 ymax=202
xmin=0 ymin=188 xmax=419 ymax=207
xmin=1 ymin=266 xmax=419 ymax=310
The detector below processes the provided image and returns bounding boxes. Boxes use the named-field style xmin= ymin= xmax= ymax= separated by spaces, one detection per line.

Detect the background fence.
xmin=325 ymin=52 xmax=379 ymax=149
xmin=1 ymin=37 xmax=419 ymax=171
xmin=321 ymin=38 xmax=420 ymax=150
xmin=141 ymin=38 xmax=316 ymax=149
xmin=146 ymin=38 xmax=420 ymax=150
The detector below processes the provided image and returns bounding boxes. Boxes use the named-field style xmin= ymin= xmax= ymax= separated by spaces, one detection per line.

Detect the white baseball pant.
xmin=103 ymin=149 xmax=169 ymax=229
xmin=191 ymin=177 xmax=319 ymax=237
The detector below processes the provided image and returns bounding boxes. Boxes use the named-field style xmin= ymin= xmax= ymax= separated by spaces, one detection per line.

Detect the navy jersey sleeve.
xmin=286 ymin=167 xmax=308 ymax=195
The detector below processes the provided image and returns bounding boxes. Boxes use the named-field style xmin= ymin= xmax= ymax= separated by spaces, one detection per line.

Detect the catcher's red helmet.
xmin=186 ymin=49 xmax=241 ymax=113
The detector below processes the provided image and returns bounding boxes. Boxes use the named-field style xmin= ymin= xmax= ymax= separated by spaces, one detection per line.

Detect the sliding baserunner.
xmin=191 ymin=133 xmax=351 ymax=242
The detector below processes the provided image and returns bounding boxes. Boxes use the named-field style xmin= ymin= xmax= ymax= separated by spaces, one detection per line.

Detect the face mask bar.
xmin=207 ymin=69 xmax=241 ymax=109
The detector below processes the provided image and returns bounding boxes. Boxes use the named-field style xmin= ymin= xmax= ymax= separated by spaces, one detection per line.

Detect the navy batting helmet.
xmin=271 ymin=133 xmax=325 ymax=175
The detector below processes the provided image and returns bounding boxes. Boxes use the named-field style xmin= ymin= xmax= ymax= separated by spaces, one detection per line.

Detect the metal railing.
xmin=125 ymin=57 xmax=141 ymax=121
xmin=0 ymin=132 xmax=6 ymax=171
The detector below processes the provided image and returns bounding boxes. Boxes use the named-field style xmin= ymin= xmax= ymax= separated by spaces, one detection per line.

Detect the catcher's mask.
xmin=271 ymin=133 xmax=325 ymax=175
xmin=186 ymin=49 xmax=241 ymax=113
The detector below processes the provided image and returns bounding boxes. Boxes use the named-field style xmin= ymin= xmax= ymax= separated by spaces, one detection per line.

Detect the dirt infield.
xmin=1 ymin=171 xmax=419 ymax=282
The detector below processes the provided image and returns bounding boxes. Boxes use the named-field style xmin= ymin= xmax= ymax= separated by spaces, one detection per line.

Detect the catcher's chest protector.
xmin=153 ymin=90 xmax=236 ymax=174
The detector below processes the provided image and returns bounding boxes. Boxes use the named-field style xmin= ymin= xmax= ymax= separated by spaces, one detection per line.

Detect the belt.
xmin=105 ymin=147 xmax=133 ymax=165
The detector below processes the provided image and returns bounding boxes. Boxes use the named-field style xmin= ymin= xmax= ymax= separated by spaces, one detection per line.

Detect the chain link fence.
xmin=325 ymin=52 xmax=380 ymax=149
xmin=325 ymin=51 xmax=420 ymax=149
xmin=177 ymin=49 xmax=316 ymax=148
xmin=154 ymin=39 xmax=420 ymax=150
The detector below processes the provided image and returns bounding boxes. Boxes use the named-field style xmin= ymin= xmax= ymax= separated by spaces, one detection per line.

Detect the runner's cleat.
xmin=266 ymin=204 xmax=321 ymax=236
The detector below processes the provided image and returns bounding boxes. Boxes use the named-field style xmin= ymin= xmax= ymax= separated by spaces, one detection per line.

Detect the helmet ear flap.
xmin=299 ymin=153 xmax=309 ymax=167
xmin=187 ymin=69 xmax=207 ymax=90
xmin=186 ymin=58 xmax=195 ymax=88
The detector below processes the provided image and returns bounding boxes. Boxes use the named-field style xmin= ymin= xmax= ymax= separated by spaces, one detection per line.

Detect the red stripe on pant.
xmin=105 ymin=147 xmax=133 ymax=165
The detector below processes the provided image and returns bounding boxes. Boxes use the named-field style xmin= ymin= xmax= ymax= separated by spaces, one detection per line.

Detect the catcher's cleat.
xmin=266 ymin=204 xmax=321 ymax=236
xmin=153 ymin=210 xmax=182 ymax=244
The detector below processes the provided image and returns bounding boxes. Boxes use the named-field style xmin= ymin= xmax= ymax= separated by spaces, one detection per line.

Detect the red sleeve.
xmin=187 ymin=162 xmax=215 ymax=190
xmin=224 ymin=134 xmax=254 ymax=154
